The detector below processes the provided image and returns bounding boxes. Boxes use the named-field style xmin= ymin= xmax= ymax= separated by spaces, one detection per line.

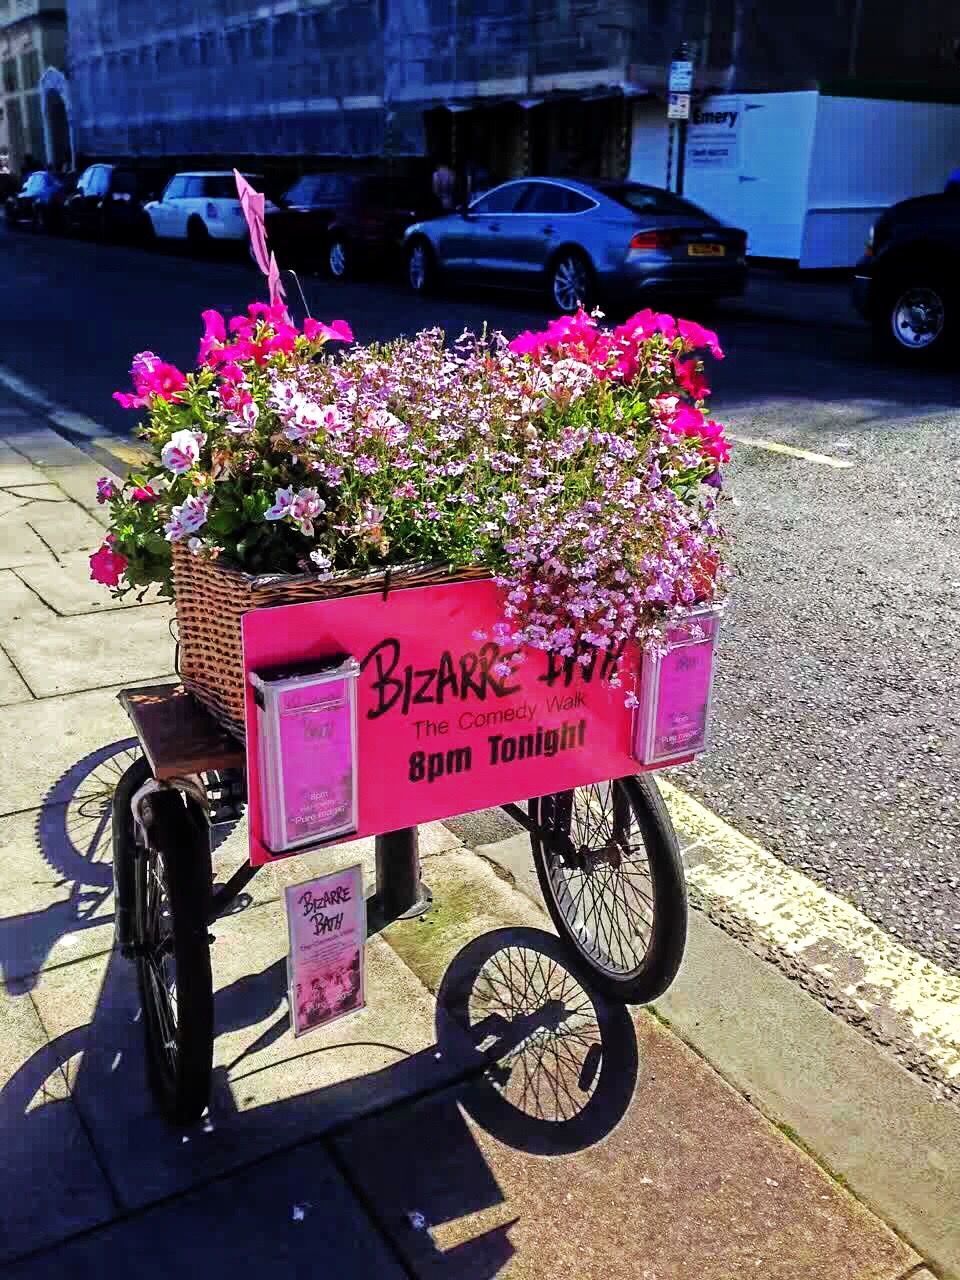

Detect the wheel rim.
xmin=553 ymin=255 xmax=587 ymax=312
xmin=329 ymin=241 xmax=346 ymax=277
xmin=539 ymin=782 xmax=655 ymax=980
xmin=892 ymin=288 xmax=944 ymax=349
xmin=409 ymin=244 xmax=426 ymax=290
xmin=141 ymin=846 xmax=180 ymax=1076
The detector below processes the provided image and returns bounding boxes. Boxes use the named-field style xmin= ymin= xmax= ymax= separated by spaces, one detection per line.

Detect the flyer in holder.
xmin=284 ymin=864 xmax=366 ymax=1036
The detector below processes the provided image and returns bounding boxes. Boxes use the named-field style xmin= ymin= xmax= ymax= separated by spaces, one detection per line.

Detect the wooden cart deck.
xmin=118 ymin=683 xmax=245 ymax=779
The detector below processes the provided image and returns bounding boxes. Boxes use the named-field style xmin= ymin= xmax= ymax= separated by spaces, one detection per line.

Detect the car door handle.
xmin=541 ymin=225 xmax=555 ymax=236
xmin=487 ymin=221 xmax=501 ymax=232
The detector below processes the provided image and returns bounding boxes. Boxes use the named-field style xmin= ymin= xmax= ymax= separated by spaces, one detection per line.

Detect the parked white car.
xmin=144 ymin=172 xmax=261 ymax=247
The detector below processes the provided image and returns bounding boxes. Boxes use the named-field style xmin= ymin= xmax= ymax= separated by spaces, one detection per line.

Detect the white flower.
xmin=164 ymin=493 xmax=211 ymax=542
xmin=160 ymin=429 xmax=204 ymax=475
xmin=264 ymin=486 xmax=294 ymax=520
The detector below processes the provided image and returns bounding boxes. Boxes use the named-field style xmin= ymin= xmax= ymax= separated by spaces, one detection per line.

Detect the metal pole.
xmin=374 ymin=827 xmax=432 ymax=921
xmin=676 ymin=117 xmax=687 ymax=195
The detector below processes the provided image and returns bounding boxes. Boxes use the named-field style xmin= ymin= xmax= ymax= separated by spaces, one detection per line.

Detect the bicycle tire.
xmin=529 ymin=775 xmax=687 ymax=1004
xmin=134 ymin=788 xmax=214 ymax=1124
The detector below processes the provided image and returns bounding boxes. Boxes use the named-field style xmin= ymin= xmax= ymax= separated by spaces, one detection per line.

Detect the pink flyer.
xmin=284 ymin=864 xmax=365 ymax=1036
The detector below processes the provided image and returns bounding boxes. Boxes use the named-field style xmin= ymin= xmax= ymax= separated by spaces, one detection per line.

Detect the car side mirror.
xmin=458 ymin=204 xmax=471 ymax=219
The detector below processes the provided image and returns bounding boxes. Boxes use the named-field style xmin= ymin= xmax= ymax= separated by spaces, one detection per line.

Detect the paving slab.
xmin=335 ymin=1010 xmax=918 ymax=1280
xmin=0 ymin=647 xmax=30 ymax=706
xmin=2 ymin=1138 xmax=405 ymax=1280
xmin=15 ymin=551 xmax=159 ymax=615
xmin=17 ymin=498 xmax=106 ymax=555
xmin=0 ymin=445 xmax=47 ymax=488
xmin=45 ymin=461 xmax=121 ymax=527
xmin=0 ymin=985 xmax=116 ymax=1263
xmin=2 ymin=604 xmax=175 ymax=697
xmin=0 ymin=568 xmax=53 ymax=622
xmin=0 ymin=506 xmax=57 ymax=568
xmin=0 ymin=808 xmax=115 ymax=993
xmin=0 ymin=687 xmax=135 ymax=816
xmin=655 ymin=910 xmax=960 ymax=1280
xmin=2 ymin=428 xmax=93 ymax=469
xmin=28 ymin=899 xmax=476 ymax=1210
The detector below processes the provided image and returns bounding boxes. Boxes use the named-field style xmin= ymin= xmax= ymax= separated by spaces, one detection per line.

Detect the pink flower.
xmin=89 ymin=541 xmax=128 ymax=587
xmin=131 ymin=485 xmax=158 ymax=502
xmin=700 ymin=420 xmax=732 ymax=464
xmin=160 ymin=429 xmax=205 ymax=474
xmin=508 ymin=330 xmax=546 ymax=356
xmin=95 ymin=477 xmax=118 ymax=504
xmin=113 ymin=390 xmax=148 ymax=410
xmin=303 ymin=318 xmax=354 ymax=344
xmin=114 ymin=354 xmax=188 ymax=407
xmin=674 ymin=356 xmax=711 ymax=400
xmin=198 ymin=309 xmax=227 ymax=363
xmin=678 ymin=318 xmax=724 ymax=360
xmin=289 ymin=487 xmax=325 ymax=536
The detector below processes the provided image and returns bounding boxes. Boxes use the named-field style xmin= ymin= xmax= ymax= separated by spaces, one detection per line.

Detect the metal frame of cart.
xmin=113 ymin=683 xmax=687 ymax=1126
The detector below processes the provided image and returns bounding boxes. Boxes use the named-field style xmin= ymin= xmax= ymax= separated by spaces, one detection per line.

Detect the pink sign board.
xmin=244 ymin=580 xmax=675 ymax=865
xmin=633 ymin=609 xmax=720 ymax=766
xmin=285 ymin=864 xmax=365 ymax=1036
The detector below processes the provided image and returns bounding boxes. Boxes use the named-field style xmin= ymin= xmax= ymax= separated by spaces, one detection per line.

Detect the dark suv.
xmin=63 ymin=164 xmax=157 ymax=240
xmin=852 ymin=188 xmax=959 ymax=363
xmin=265 ymin=172 xmax=436 ymax=279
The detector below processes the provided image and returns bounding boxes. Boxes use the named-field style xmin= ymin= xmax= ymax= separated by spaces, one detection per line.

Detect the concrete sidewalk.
xmin=0 ymin=396 xmax=952 ymax=1279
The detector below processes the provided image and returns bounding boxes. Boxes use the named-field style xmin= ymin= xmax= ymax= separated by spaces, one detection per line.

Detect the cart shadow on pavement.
xmin=1 ymin=742 xmax=640 ymax=1274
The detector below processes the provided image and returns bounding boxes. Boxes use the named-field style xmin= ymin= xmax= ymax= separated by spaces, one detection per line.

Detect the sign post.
xmin=667 ymin=46 xmax=694 ymax=196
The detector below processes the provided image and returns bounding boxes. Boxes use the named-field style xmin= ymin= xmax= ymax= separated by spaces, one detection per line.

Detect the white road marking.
xmin=728 ymin=432 xmax=855 ymax=468
xmin=659 ymin=779 xmax=960 ymax=1083
xmin=0 ymin=363 xmax=55 ymax=411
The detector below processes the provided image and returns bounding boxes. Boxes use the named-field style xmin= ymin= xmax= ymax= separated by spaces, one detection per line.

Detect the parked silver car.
xmin=403 ymin=177 xmax=747 ymax=312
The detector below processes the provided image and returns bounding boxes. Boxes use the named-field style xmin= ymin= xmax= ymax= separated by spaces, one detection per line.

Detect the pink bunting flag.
xmin=267 ymin=251 xmax=287 ymax=309
xmin=234 ymin=168 xmax=270 ymax=276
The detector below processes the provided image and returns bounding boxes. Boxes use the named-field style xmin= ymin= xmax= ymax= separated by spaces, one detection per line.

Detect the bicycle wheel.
xmin=528 ymin=775 xmax=687 ymax=1004
xmin=133 ymin=788 xmax=214 ymax=1124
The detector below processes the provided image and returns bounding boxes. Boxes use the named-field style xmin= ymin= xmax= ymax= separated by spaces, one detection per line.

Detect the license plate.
xmin=688 ymin=243 xmax=725 ymax=257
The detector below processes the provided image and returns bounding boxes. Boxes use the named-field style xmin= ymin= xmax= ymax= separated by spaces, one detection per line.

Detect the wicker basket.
xmin=172 ymin=546 xmax=491 ymax=740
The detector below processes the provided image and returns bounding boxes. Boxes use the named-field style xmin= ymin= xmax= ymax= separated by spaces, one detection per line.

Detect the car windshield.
xmin=604 ymin=185 xmax=712 ymax=220
xmin=283 ymin=175 xmax=349 ymax=206
xmin=22 ymin=173 xmax=46 ymax=194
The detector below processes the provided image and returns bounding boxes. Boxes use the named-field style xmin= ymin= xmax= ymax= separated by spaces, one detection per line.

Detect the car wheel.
xmin=30 ymin=207 xmax=44 ymax=233
xmin=328 ymin=236 xmax=350 ymax=280
xmin=187 ymin=216 xmax=211 ymax=255
xmin=550 ymin=249 xmax=594 ymax=313
xmin=407 ymin=238 xmax=435 ymax=294
xmin=875 ymin=278 xmax=952 ymax=363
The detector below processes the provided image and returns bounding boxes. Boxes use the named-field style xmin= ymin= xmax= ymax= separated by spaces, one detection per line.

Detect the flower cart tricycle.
xmin=95 ymin=300 xmax=730 ymax=1124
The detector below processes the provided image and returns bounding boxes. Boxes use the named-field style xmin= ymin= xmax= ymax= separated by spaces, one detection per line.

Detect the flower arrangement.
xmin=92 ymin=301 xmax=730 ymax=673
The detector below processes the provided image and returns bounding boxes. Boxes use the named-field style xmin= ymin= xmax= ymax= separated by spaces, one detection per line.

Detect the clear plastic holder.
xmin=250 ymin=655 xmax=360 ymax=854
xmin=632 ymin=605 xmax=722 ymax=767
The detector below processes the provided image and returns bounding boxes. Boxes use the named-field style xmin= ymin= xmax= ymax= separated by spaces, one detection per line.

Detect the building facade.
xmin=62 ymin=0 xmax=959 ymax=183
xmin=0 ymin=0 xmax=67 ymax=175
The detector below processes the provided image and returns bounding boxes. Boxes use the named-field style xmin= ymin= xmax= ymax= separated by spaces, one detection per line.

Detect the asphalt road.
xmin=2 ymin=224 xmax=959 ymax=973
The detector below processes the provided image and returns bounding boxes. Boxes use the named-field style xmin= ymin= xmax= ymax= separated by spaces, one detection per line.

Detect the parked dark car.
xmin=63 ymin=164 xmax=157 ymax=240
xmin=403 ymin=177 xmax=748 ymax=312
xmin=852 ymin=189 xmax=959 ymax=363
xmin=5 ymin=170 xmax=75 ymax=231
xmin=264 ymin=172 xmax=436 ymax=278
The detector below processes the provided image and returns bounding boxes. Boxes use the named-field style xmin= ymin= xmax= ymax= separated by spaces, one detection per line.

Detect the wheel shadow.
xmin=1 ymin=898 xmax=639 ymax=1274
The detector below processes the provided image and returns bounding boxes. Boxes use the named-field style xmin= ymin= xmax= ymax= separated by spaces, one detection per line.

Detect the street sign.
xmin=668 ymin=60 xmax=694 ymax=93
xmin=668 ymin=93 xmax=691 ymax=121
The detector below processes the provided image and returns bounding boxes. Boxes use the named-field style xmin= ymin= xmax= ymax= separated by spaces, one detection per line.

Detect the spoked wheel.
xmin=529 ymin=776 xmax=687 ymax=1003
xmin=133 ymin=788 xmax=214 ymax=1124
